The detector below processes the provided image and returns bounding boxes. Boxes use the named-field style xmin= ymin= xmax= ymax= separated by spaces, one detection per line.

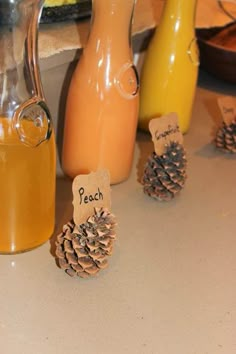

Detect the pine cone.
xmin=56 ymin=207 xmax=116 ymax=278
xmin=215 ymin=119 xmax=236 ymax=153
xmin=142 ymin=141 xmax=187 ymax=201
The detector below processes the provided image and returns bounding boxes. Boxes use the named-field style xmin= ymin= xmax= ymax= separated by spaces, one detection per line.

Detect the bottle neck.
xmin=87 ymin=0 xmax=135 ymax=47
xmin=161 ymin=0 xmax=197 ymax=28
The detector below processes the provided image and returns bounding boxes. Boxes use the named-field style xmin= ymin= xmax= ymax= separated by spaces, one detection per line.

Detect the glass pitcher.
xmin=0 ymin=0 xmax=56 ymax=254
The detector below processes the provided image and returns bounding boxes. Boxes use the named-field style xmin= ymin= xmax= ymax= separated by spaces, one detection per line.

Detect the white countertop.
xmin=1 ymin=70 xmax=236 ymax=354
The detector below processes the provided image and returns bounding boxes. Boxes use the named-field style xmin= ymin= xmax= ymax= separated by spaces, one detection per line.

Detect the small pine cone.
xmin=142 ymin=141 xmax=187 ymax=201
xmin=215 ymin=119 xmax=236 ymax=153
xmin=56 ymin=207 xmax=116 ymax=278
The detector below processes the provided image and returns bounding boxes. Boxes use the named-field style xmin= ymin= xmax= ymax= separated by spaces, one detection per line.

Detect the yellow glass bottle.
xmin=139 ymin=0 xmax=199 ymax=134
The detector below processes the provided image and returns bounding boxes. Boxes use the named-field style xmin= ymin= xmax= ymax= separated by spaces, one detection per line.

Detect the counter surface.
xmin=1 ymin=71 xmax=236 ymax=354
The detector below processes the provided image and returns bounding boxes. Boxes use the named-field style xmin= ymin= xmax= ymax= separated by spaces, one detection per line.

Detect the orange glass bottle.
xmin=62 ymin=0 xmax=139 ymax=184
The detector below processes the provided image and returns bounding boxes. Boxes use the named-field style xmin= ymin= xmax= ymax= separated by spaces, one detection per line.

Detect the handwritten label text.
xmin=79 ymin=187 xmax=103 ymax=205
xmin=149 ymin=113 xmax=183 ymax=155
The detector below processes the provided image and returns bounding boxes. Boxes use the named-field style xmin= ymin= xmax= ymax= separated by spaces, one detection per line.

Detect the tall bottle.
xmin=139 ymin=0 xmax=199 ymax=134
xmin=62 ymin=0 xmax=139 ymax=184
xmin=0 ymin=0 xmax=56 ymax=253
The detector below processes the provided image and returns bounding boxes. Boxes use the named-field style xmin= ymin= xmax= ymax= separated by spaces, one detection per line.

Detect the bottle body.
xmin=0 ymin=0 xmax=56 ymax=253
xmin=62 ymin=0 xmax=139 ymax=184
xmin=139 ymin=0 xmax=199 ymax=134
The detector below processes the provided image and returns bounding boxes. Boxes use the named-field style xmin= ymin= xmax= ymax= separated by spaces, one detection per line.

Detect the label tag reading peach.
xmin=72 ymin=169 xmax=111 ymax=226
xmin=218 ymin=96 xmax=236 ymax=125
xmin=149 ymin=113 xmax=183 ymax=155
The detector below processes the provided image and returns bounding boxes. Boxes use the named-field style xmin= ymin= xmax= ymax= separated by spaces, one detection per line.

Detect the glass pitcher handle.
xmin=13 ymin=97 xmax=52 ymax=147
xmin=12 ymin=1 xmax=52 ymax=147
xmin=26 ymin=0 xmax=45 ymax=99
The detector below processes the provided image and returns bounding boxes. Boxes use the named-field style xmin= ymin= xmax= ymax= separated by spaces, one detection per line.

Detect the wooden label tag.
xmin=218 ymin=96 xmax=236 ymax=125
xmin=72 ymin=169 xmax=111 ymax=226
xmin=149 ymin=113 xmax=183 ymax=155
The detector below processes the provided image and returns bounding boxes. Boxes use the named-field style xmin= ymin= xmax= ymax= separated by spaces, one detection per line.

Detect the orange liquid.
xmin=0 ymin=117 xmax=56 ymax=254
xmin=62 ymin=0 xmax=139 ymax=184
xmin=139 ymin=0 xmax=199 ymax=134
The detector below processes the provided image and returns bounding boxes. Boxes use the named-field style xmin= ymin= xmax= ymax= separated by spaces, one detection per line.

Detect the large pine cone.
xmin=56 ymin=207 xmax=116 ymax=278
xmin=143 ymin=141 xmax=187 ymax=201
xmin=215 ymin=120 xmax=236 ymax=153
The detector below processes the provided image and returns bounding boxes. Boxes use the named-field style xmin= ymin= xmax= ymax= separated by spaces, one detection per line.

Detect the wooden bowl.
xmin=197 ymin=22 xmax=236 ymax=84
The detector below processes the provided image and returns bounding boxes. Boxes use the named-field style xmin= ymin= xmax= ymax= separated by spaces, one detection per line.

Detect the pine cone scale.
xmin=66 ymin=252 xmax=78 ymax=265
xmin=216 ymin=119 xmax=236 ymax=153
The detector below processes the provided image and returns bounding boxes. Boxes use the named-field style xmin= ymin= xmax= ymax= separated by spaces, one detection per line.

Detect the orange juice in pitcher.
xmin=62 ymin=0 xmax=139 ymax=184
xmin=0 ymin=118 xmax=55 ymax=253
